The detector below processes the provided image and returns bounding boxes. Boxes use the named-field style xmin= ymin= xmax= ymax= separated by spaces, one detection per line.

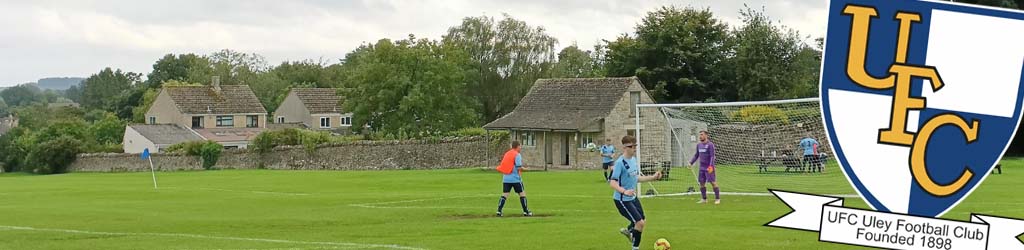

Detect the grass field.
xmin=1 ymin=159 xmax=1022 ymax=249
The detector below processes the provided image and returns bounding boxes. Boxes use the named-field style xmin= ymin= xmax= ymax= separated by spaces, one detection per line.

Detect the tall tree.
xmin=0 ymin=84 xmax=43 ymax=107
xmin=443 ymin=14 xmax=558 ymax=123
xmin=80 ymin=68 xmax=141 ymax=111
xmin=723 ymin=7 xmax=821 ymax=101
xmin=209 ymin=49 xmax=268 ymax=85
xmin=340 ymin=37 xmax=479 ymax=136
xmin=0 ymin=96 xmax=7 ymax=116
xmin=146 ymin=53 xmax=214 ymax=88
xmin=604 ymin=7 xmax=733 ymax=103
xmin=551 ymin=44 xmax=605 ymax=78
xmin=64 ymin=84 xmax=83 ymax=103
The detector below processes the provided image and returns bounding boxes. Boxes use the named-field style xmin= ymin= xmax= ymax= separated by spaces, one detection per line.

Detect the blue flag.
xmin=141 ymin=148 xmax=150 ymax=160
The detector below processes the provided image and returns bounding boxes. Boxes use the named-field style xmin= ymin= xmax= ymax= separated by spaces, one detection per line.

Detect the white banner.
xmin=766 ymin=190 xmax=1024 ymax=250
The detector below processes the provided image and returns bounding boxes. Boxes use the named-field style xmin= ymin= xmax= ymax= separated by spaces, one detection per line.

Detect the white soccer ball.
xmin=586 ymin=142 xmax=598 ymax=152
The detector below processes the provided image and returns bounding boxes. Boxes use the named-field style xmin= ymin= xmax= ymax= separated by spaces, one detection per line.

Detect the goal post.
xmin=634 ymin=98 xmax=832 ymax=196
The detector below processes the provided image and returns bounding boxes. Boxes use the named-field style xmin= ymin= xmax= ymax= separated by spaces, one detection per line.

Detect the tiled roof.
xmin=484 ymin=77 xmax=637 ymax=130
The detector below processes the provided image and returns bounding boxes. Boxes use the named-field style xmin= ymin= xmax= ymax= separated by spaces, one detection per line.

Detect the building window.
xmin=519 ymin=131 xmax=536 ymax=147
xmin=630 ymin=91 xmax=640 ymax=117
xmin=148 ymin=116 xmax=156 ymax=124
xmin=216 ymin=116 xmax=233 ymax=127
xmin=276 ymin=116 xmax=285 ymax=124
xmin=627 ymin=129 xmax=636 ymax=137
xmin=246 ymin=115 xmax=258 ymax=128
xmin=192 ymin=116 xmax=204 ymax=128
xmin=340 ymin=116 xmax=352 ymax=126
xmin=320 ymin=117 xmax=331 ymax=128
xmin=578 ymin=133 xmax=595 ymax=148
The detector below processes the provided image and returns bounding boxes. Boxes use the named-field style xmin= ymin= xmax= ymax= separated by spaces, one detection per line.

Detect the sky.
xmin=0 ymin=0 xmax=829 ymax=87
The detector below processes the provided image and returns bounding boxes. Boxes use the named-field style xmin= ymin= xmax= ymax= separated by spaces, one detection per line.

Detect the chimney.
xmin=212 ymin=76 xmax=221 ymax=95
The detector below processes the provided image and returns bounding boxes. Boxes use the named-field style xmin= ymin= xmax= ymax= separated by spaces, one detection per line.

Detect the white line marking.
xmin=640 ymin=192 xmax=859 ymax=198
xmin=0 ymin=225 xmax=425 ymax=250
xmin=164 ymin=187 xmax=312 ymax=196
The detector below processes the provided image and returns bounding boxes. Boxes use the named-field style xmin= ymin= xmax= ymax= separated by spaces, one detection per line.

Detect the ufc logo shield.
xmin=820 ymin=0 xmax=1024 ymax=217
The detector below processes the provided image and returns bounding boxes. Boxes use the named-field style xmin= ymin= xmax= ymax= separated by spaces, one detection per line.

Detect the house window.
xmin=320 ymin=117 xmax=331 ymax=128
xmin=148 ymin=116 xmax=156 ymax=124
xmin=519 ymin=131 xmax=536 ymax=147
xmin=216 ymin=116 xmax=234 ymax=127
xmin=630 ymin=91 xmax=640 ymax=117
xmin=276 ymin=116 xmax=285 ymax=123
xmin=627 ymin=129 xmax=636 ymax=137
xmin=578 ymin=133 xmax=595 ymax=148
xmin=341 ymin=116 xmax=352 ymax=126
xmin=246 ymin=115 xmax=258 ymax=128
xmin=192 ymin=116 xmax=204 ymax=128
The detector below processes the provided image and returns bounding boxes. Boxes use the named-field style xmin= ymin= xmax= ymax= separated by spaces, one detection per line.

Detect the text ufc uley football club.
xmin=820 ymin=205 xmax=986 ymax=250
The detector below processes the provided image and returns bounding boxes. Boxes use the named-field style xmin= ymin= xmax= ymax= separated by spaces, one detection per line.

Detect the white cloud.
xmin=0 ymin=0 xmax=829 ymax=86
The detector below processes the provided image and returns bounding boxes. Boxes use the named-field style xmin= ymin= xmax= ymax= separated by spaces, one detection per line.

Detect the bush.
xmin=199 ymin=142 xmax=222 ymax=170
xmin=731 ymin=105 xmax=790 ymax=125
xmin=251 ymin=132 xmax=277 ymax=154
xmin=167 ymin=140 xmax=222 ymax=170
xmin=26 ymin=136 xmax=82 ymax=174
xmin=451 ymin=127 xmax=487 ymax=137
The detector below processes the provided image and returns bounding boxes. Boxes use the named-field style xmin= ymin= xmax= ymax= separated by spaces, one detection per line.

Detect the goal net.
xmin=634 ymin=98 xmax=848 ymax=197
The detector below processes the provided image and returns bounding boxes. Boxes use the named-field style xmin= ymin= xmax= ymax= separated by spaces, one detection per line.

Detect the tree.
xmin=0 ymin=84 xmax=43 ymax=107
xmin=80 ymin=68 xmax=142 ymax=111
xmin=722 ymin=7 xmax=820 ymax=101
xmin=340 ymin=37 xmax=479 ymax=136
xmin=146 ymin=53 xmax=214 ymax=88
xmin=0 ymin=96 xmax=7 ymax=116
xmin=209 ymin=49 xmax=268 ymax=85
xmin=604 ymin=7 xmax=732 ymax=103
xmin=64 ymin=85 xmax=83 ymax=103
xmin=90 ymin=113 xmax=126 ymax=145
xmin=442 ymin=14 xmax=558 ymax=123
xmin=552 ymin=44 xmax=605 ymax=78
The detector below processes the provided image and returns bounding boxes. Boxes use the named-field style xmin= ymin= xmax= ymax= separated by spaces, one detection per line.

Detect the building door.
xmin=562 ymin=133 xmax=570 ymax=165
xmin=544 ymin=132 xmax=553 ymax=165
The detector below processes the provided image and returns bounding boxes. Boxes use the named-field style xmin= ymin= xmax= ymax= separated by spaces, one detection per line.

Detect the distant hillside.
xmin=37 ymin=77 xmax=85 ymax=90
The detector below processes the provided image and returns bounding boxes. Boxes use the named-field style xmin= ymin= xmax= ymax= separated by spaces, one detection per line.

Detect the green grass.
xmin=0 ymin=159 xmax=1022 ymax=249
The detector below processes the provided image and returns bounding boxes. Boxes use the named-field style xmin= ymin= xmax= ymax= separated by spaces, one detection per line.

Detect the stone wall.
xmin=69 ymin=152 xmax=203 ymax=172
xmin=70 ymin=136 xmax=507 ymax=172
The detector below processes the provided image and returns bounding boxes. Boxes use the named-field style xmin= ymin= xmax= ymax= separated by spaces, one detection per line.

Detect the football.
xmin=655 ymin=238 xmax=671 ymax=250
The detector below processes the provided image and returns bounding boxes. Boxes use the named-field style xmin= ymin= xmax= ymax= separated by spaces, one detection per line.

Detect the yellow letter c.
xmin=910 ymin=114 xmax=979 ymax=196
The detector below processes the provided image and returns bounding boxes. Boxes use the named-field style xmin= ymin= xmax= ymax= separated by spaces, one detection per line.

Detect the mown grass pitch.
xmin=1 ymin=159 xmax=1022 ymax=249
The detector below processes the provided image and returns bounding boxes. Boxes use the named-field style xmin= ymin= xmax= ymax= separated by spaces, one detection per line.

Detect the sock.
xmin=627 ymin=222 xmax=634 ymax=230
xmin=700 ymin=187 xmax=707 ymax=200
xmin=497 ymin=196 xmax=506 ymax=212
xmin=631 ymin=228 xmax=643 ymax=248
xmin=603 ymin=171 xmax=609 ymax=180
xmin=714 ymin=187 xmax=720 ymax=199
xmin=520 ymin=197 xmax=530 ymax=213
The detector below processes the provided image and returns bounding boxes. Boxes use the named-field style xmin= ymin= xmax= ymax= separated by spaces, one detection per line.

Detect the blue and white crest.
xmin=821 ymin=0 xmax=1024 ymax=217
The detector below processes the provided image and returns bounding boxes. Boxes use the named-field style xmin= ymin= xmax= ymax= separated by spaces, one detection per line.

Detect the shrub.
xmin=26 ymin=136 xmax=82 ymax=174
xmin=167 ymin=140 xmax=222 ymax=170
xmin=731 ymin=105 xmax=790 ymax=125
xmin=199 ymin=142 xmax=222 ymax=170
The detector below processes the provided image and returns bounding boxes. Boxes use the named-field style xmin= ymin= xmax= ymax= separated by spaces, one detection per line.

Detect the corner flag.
xmin=142 ymin=148 xmax=158 ymax=189
xmin=141 ymin=148 xmax=150 ymax=160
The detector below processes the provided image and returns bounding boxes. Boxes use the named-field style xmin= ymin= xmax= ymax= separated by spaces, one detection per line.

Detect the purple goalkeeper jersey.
xmin=689 ymin=142 xmax=716 ymax=169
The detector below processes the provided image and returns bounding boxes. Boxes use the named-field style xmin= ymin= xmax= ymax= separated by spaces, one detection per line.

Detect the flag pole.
xmin=143 ymin=148 xmax=158 ymax=189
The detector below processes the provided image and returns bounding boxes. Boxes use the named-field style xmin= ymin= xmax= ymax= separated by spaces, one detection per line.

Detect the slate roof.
xmin=484 ymin=77 xmax=638 ymax=131
xmin=291 ymin=88 xmax=343 ymax=114
xmin=164 ymin=85 xmax=267 ymax=114
xmin=129 ymin=124 xmax=204 ymax=145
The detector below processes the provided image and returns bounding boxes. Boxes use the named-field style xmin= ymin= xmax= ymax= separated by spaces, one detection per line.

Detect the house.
xmin=122 ymin=124 xmax=205 ymax=153
xmin=0 ymin=115 xmax=17 ymax=137
xmin=273 ymin=88 xmax=352 ymax=133
xmin=484 ymin=77 xmax=669 ymax=169
xmin=143 ymin=78 xmax=268 ymax=149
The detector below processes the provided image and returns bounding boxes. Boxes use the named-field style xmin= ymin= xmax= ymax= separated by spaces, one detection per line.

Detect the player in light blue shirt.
xmin=799 ymin=134 xmax=821 ymax=172
xmin=600 ymin=138 xmax=616 ymax=181
xmin=497 ymin=141 xmax=532 ymax=217
xmin=609 ymin=135 xmax=662 ymax=250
